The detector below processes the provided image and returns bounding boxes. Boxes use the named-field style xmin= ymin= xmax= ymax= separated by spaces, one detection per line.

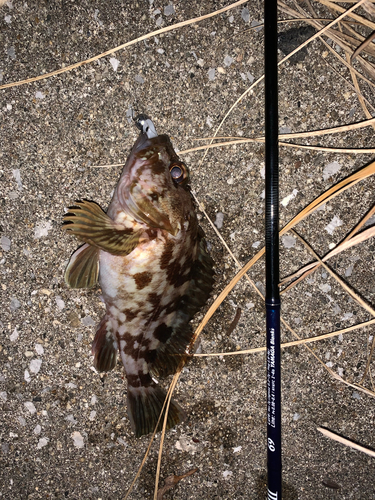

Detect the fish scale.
xmin=63 ymin=116 xmax=214 ymax=437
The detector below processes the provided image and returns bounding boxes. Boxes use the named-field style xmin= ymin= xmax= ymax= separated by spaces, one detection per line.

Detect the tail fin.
xmin=127 ymin=384 xmax=185 ymax=438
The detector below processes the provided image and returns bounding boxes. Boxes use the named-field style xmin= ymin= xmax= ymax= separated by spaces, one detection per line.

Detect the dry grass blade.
xmin=156 ymin=469 xmax=198 ymax=500
xmin=282 ymin=160 xmax=375 ymax=235
xmin=281 ymin=222 xmax=375 ymax=292
xmin=190 ymin=249 xmax=265 ymax=350
xmin=154 ymin=371 xmax=182 ymax=500
xmin=357 ymin=55 xmax=375 ymax=80
xmin=337 ymin=20 xmax=374 ymax=125
xmin=317 ymin=427 xmax=375 ymax=457
xmin=147 ymin=153 xmax=375 ymax=500
xmin=322 ymin=55 xmax=375 ymax=110
xmin=0 ymin=0 xmax=248 ymax=90
xmin=351 ymin=30 xmax=375 ymax=62
xmin=191 ymin=160 xmax=375 ymax=350
xmin=180 ymin=140 xmax=375 ymax=155
xmin=290 ymin=225 xmax=375 ymax=389
xmin=332 ymin=378 xmax=375 ymax=396
xmin=279 ymin=143 xmax=375 ymax=153
xmin=179 ymin=116 xmax=375 ymax=154
xmin=291 ymin=229 xmax=375 ymax=317
xmin=277 ymin=117 xmax=375 ymax=138
xmin=202 ymin=0 xmax=368 ymax=164
xmin=281 ymin=315 xmax=375 ymax=397
xmin=91 ymin=163 xmax=125 ymax=169
xmin=278 ymin=1 xmax=375 ymax=88
xmin=279 ymin=314 xmax=375 ymax=398
xmin=363 ymin=0 xmax=375 ymax=17
xmin=318 ymin=36 xmax=375 ymax=89
xmin=328 ymin=1 xmax=375 ymax=3
xmin=123 ymin=383 xmax=174 ymax=500
xmin=360 ymin=334 xmax=375 ymax=384
xmin=193 ymin=318 xmax=375 ymax=356
xmin=318 ymin=0 xmax=375 ymax=29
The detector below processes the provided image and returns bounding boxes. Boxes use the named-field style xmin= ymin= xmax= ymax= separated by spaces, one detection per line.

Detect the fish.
xmin=62 ymin=115 xmax=214 ymax=438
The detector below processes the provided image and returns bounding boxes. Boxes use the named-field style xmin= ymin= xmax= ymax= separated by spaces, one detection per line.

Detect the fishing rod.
xmin=264 ymin=0 xmax=282 ymax=497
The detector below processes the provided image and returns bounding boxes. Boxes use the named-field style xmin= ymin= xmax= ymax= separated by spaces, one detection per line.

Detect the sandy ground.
xmin=1 ymin=1 xmax=375 ymax=499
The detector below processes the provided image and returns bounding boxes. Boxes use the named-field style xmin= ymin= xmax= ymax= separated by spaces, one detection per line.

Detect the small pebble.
xmin=281 ymin=189 xmax=298 ymax=207
xmin=37 ymin=437 xmax=49 ymax=449
xmin=208 ymin=68 xmax=216 ymax=81
xmin=224 ymin=55 xmax=233 ymax=66
xmin=241 ymin=8 xmax=250 ymax=22
xmin=10 ymin=328 xmax=19 ymax=341
xmin=29 ymin=359 xmax=42 ymax=374
xmin=35 ymin=344 xmax=44 ymax=355
xmin=82 ymin=316 xmax=95 ymax=326
xmin=164 ymin=4 xmax=175 ymax=16
xmin=341 ymin=312 xmax=353 ymax=321
xmin=323 ymin=161 xmax=341 ymax=181
xmin=325 ymin=216 xmax=343 ymax=235
xmin=24 ymin=402 xmax=36 ymax=414
xmin=281 ymin=235 xmax=296 ymax=248
xmin=55 ymin=296 xmax=65 ymax=310
xmin=34 ymin=221 xmax=52 ymax=239
xmin=1 ymin=236 xmax=11 ymax=251
xmin=215 ymin=212 xmax=224 ymax=229
xmin=109 ymin=57 xmax=120 ymax=71
xmin=223 ymin=470 xmax=233 ymax=480
xmin=71 ymin=431 xmax=84 ymax=448
xmin=10 ymin=297 xmax=21 ymax=311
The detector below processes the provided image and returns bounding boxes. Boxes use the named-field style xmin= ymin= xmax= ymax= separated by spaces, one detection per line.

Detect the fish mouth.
xmin=117 ymin=132 xmax=182 ymax=236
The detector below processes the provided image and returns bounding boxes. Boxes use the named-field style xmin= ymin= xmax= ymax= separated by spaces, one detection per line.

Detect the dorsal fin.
xmin=149 ymin=230 xmax=214 ymax=378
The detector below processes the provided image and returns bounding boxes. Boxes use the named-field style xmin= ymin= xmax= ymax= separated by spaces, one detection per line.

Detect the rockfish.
xmin=63 ymin=116 xmax=214 ymax=437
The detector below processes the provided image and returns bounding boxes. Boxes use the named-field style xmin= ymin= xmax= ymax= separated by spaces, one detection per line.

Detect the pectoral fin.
xmin=65 ymin=243 xmax=99 ymax=289
xmin=63 ymin=200 xmax=141 ymax=255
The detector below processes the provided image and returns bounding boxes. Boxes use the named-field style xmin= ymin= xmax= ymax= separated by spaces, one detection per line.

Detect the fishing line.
xmin=264 ymin=0 xmax=282 ymax=497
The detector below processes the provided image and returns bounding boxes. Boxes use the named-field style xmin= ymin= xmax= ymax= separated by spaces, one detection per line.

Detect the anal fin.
xmin=64 ymin=243 xmax=99 ymax=289
xmin=148 ymin=323 xmax=192 ymax=378
xmin=92 ymin=316 xmax=117 ymax=372
xmin=127 ymin=383 xmax=184 ymax=438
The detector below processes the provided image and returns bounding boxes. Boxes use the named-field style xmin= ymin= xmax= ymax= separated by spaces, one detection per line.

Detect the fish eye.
xmin=169 ymin=163 xmax=187 ymax=184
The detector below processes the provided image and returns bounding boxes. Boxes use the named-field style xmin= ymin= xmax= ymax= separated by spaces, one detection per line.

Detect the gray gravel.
xmin=1 ymin=1 xmax=375 ymax=499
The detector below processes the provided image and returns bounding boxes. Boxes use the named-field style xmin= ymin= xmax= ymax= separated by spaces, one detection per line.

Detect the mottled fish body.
xmin=63 ymin=117 xmax=214 ymax=437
